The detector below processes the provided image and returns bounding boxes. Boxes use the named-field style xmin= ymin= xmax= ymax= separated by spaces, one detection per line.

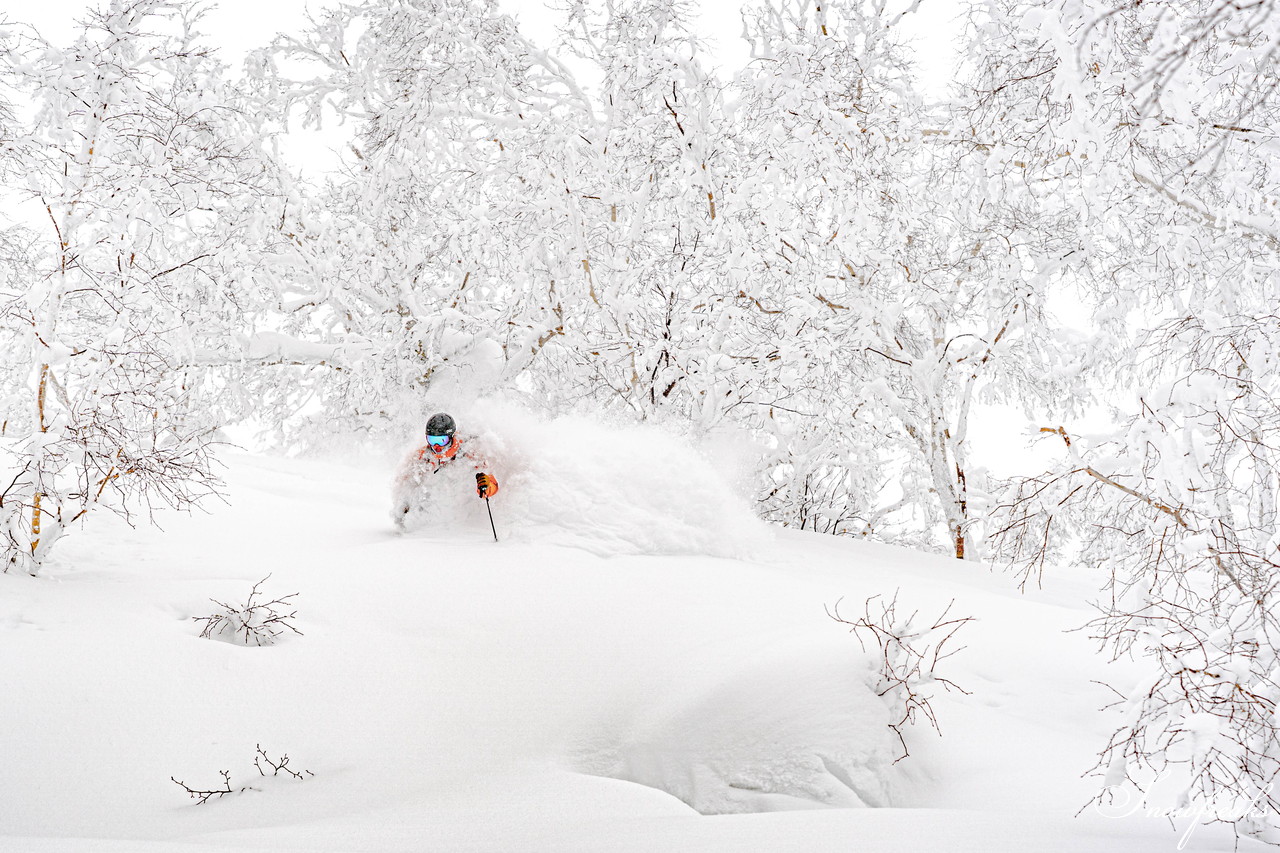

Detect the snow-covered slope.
xmin=0 ymin=424 xmax=1263 ymax=852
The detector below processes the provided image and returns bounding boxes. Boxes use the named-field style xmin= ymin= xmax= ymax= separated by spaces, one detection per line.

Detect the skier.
xmin=392 ymin=412 xmax=500 ymax=530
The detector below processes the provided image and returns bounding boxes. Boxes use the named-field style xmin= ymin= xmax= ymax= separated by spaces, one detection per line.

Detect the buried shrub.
xmin=172 ymin=745 xmax=314 ymax=805
xmin=829 ymin=592 xmax=974 ymax=761
xmin=193 ymin=575 xmax=301 ymax=646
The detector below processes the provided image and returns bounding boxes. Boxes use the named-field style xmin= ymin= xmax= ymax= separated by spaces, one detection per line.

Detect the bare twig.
xmin=172 ymin=745 xmax=312 ymax=805
xmin=171 ymin=770 xmax=252 ymax=805
xmin=828 ymin=592 xmax=975 ymax=762
xmin=193 ymin=575 xmax=302 ymax=646
xmin=254 ymin=745 xmax=315 ymax=781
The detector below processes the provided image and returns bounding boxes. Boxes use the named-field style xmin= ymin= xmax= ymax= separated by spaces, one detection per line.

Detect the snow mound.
xmin=460 ymin=403 xmax=769 ymax=559
xmin=578 ymin=642 xmax=898 ymax=814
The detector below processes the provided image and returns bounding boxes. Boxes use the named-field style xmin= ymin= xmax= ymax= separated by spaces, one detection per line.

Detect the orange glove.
xmin=476 ymin=472 xmax=499 ymax=498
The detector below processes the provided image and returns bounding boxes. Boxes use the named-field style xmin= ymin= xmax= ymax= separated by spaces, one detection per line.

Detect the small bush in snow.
xmin=193 ymin=575 xmax=301 ymax=646
xmin=829 ymin=592 xmax=974 ymax=762
xmin=170 ymin=769 xmax=250 ymax=805
xmin=172 ymin=745 xmax=313 ymax=805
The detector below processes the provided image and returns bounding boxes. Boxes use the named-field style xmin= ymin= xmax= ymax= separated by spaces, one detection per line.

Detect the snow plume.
xmin=453 ymin=401 xmax=770 ymax=559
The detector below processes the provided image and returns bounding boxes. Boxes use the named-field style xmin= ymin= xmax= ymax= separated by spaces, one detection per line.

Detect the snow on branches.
xmin=0 ymin=0 xmax=280 ymax=573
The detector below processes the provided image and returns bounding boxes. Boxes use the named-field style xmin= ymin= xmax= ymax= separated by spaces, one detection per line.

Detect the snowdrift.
xmin=578 ymin=639 xmax=897 ymax=814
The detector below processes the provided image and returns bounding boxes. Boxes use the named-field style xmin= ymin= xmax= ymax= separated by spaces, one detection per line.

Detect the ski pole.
xmin=477 ymin=473 xmax=498 ymax=542
xmin=484 ymin=496 xmax=498 ymax=542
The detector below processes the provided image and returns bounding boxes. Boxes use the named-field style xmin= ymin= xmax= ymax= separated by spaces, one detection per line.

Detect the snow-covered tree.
xmin=0 ymin=23 xmax=35 ymax=440
xmin=247 ymin=0 xmax=598 ymax=438
xmin=719 ymin=0 xmax=921 ymax=542
xmin=976 ymin=0 xmax=1280 ymax=835
xmin=724 ymin=0 xmax=1077 ymax=557
xmin=540 ymin=0 xmax=747 ymax=425
xmin=0 ymin=0 xmax=277 ymax=574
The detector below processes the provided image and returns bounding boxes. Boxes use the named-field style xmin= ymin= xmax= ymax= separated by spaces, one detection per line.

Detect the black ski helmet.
xmin=425 ymin=412 xmax=456 ymax=438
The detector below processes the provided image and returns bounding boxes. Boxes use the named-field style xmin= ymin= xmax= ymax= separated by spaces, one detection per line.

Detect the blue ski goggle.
xmin=426 ymin=434 xmax=452 ymax=448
